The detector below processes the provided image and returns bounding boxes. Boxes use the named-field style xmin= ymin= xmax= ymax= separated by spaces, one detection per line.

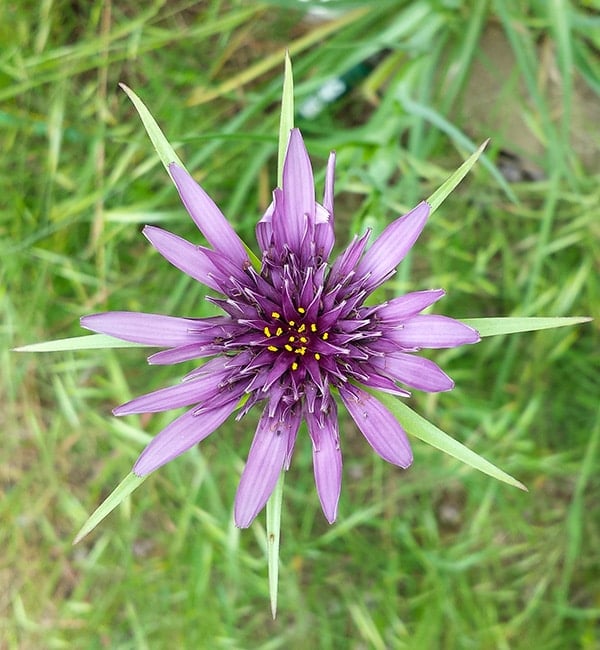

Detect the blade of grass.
xmin=186 ymin=7 xmax=369 ymax=106
xmin=398 ymin=90 xmax=518 ymax=203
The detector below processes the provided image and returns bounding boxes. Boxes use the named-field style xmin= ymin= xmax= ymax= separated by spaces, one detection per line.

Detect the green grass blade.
xmin=461 ymin=317 xmax=592 ymax=337
xmin=119 ymin=83 xmax=185 ymax=174
xmin=266 ymin=471 xmax=285 ymax=619
xmin=426 ymin=140 xmax=489 ymax=212
xmin=13 ymin=334 xmax=148 ymax=352
xmin=399 ymin=91 xmax=518 ymax=204
xmin=73 ymin=472 xmax=147 ymax=544
xmin=373 ymin=392 xmax=527 ymax=491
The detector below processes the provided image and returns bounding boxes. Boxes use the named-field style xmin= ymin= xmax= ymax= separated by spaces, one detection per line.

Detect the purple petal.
xmin=142 ymin=226 xmax=225 ymax=293
xmin=374 ymin=352 xmax=454 ymax=392
xmin=168 ymin=163 xmax=249 ymax=267
xmin=376 ymin=289 xmax=446 ymax=322
xmin=356 ymin=201 xmax=430 ymax=291
xmin=81 ymin=312 xmax=211 ymax=347
xmin=148 ymin=343 xmax=219 ymax=365
xmin=133 ymin=395 xmax=240 ymax=475
xmin=328 ymin=230 xmax=371 ymax=288
xmin=389 ymin=315 xmax=480 ymax=349
xmin=305 ymin=400 xmax=342 ymax=524
xmin=113 ymin=365 xmax=231 ymax=415
xmin=256 ymin=198 xmax=274 ymax=252
xmin=281 ymin=128 xmax=316 ymax=248
xmin=339 ymin=384 xmax=413 ymax=468
xmin=234 ymin=406 xmax=300 ymax=528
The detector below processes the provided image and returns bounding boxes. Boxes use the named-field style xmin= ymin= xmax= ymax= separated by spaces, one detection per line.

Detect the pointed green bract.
xmin=426 ymin=140 xmax=489 ymax=213
xmin=266 ymin=471 xmax=285 ymax=619
xmin=121 ymin=82 xmax=262 ymax=271
xmin=73 ymin=472 xmax=147 ymax=544
xmin=277 ymin=52 xmax=294 ymax=187
xmin=119 ymin=83 xmax=185 ymax=174
xmin=14 ymin=333 xmax=147 ymax=352
xmin=372 ymin=391 xmax=527 ymax=491
xmin=461 ymin=316 xmax=592 ymax=337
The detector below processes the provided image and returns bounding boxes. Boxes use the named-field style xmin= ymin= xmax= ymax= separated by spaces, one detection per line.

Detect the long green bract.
xmin=367 ymin=390 xmax=527 ymax=491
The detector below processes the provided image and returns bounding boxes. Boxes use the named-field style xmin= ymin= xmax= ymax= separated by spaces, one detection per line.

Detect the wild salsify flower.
xmin=81 ymin=128 xmax=480 ymax=527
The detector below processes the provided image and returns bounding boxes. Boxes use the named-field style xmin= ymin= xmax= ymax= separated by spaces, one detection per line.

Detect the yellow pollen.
xmin=322 ymin=332 xmax=329 ymax=340
xmin=284 ymin=344 xmax=293 ymax=352
xmin=263 ymin=326 xmax=271 ymax=337
xmin=298 ymin=323 xmax=306 ymax=333
xmin=275 ymin=327 xmax=283 ymax=336
xmin=288 ymin=335 xmax=296 ymax=342
xmin=291 ymin=362 xmax=299 ymax=371
xmin=299 ymin=336 xmax=308 ymax=343
xmin=288 ymin=320 xmax=295 ymax=327
xmin=294 ymin=347 xmax=306 ymax=355
xmin=271 ymin=311 xmax=280 ymax=319
xmin=298 ymin=307 xmax=306 ymax=314
xmin=314 ymin=353 xmax=321 ymax=361
xmin=267 ymin=345 xmax=278 ymax=352
xmin=310 ymin=323 xmax=317 ymax=332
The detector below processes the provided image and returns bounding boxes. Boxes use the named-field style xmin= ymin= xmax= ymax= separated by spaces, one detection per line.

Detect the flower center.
xmin=263 ymin=309 xmax=328 ymax=369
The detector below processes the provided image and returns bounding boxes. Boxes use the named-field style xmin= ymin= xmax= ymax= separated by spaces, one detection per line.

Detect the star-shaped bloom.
xmin=82 ymin=129 xmax=479 ymax=527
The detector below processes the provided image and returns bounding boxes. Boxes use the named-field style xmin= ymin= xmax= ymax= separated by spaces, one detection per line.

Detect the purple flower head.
xmin=81 ymin=129 xmax=479 ymax=527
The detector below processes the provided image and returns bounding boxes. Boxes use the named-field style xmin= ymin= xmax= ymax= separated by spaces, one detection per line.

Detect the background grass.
xmin=2 ymin=0 xmax=599 ymax=648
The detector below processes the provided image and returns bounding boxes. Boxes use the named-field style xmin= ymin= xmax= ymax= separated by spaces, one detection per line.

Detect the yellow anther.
xmin=288 ymin=320 xmax=295 ymax=327
xmin=263 ymin=326 xmax=272 ymax=337
xmin=298 ymin=307 xmax=306 ymax=314
xmin=288 ymin=335 xmax=296 ymax=342
xmin=267 ymin=345 xmax=278 ymax=352
xmin=322 ymin=332 xmax=329 ymax=340
xmin=298 ymin=323 xmax=306 ymax=333
xmin=299 ymin=336 xmax=308 ymax=343
xmin=310 ymin=323 xmax=317 ymax=332
xmin=284 ymin=344 xmax=293 ymax=352
xmin=314 ymin=353 xmax=321 ymax=361
xmin=271 ymin=311 xmax=280 ymax=319
xmin=275 ymin=327 xmax=283 ymax=336
xmin=294 ymin=347 xmax=306 ymax=355
xmin=291 ymin=362 xmax=299 ymax=371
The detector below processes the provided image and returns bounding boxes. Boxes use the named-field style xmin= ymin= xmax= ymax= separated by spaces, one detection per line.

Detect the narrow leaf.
xmin=426 ymin=140 xmax=489 ymax=213
xmin=73 ymin=472 xmax=147 ymax=544
xmin=119 ymin=83 xmax=185 ymax=174
xmin=461 ymin=316 xmax=592 ymax=337
xmin=14 ymin=334 xmax=147 ymax=352
xmin=277 ymin=52 xmax=294 ymax=187
xmin=266 ymin=471 xmax=284 ymax=619
xmin=373 ymin=391 xmax=527 ymax=491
